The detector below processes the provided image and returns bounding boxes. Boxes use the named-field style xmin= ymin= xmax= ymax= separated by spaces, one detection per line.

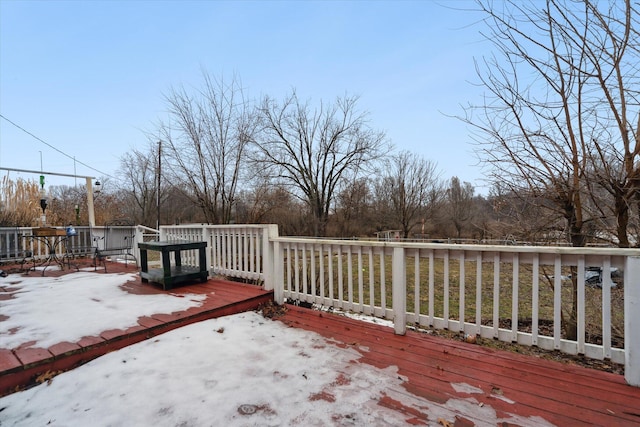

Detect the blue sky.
xmin=0 ymin=0 xmax=490 ymax=193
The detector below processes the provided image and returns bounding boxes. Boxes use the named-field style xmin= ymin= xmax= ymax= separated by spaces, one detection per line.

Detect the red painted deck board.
xmin=278 ymin=305 xmax=640 ymax=426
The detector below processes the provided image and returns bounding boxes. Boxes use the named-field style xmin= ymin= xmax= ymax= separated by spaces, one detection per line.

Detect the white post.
xmin=392 ymin=246 xmax=407 ymax=335
xmin=203 ymin=226 xmax=212 ymax=275
xmin=86 ymin=177 xmax=96 ymax=227
xmin=262 ymin=225 xmax=279 ymax=291
xmin=132 ymin=225 xmax=141 ymax=262
xmin=625 ymin=256 xmax=640 ymax=387
xmin=273 ymin=239 xmax=284 ymax=304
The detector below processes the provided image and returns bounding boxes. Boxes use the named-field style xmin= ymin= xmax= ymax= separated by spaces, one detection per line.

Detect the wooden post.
xmin=392 ymin=246 xmax=407 ymax=335
xmin=625 ymin=256 xmax=640 ymax=387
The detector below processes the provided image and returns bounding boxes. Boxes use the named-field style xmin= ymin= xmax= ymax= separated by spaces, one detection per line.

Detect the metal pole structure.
xmin=86 ymin=177 xmax=97 ymax=227
xmin=0 ymin=167 xmax=96 ymax=226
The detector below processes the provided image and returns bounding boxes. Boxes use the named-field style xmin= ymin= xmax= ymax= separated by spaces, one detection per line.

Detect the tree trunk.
xmin=615 ymin=196 xmax=630 ymax=248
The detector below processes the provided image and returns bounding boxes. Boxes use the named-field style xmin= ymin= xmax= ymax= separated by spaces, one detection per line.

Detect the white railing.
xmin=271 ymin=237 xmax=640 ymax=387
xmin=0 ymin=226 xmax=99 ymax=261
xmin=158 ymin=224 xmax=278 ymax=290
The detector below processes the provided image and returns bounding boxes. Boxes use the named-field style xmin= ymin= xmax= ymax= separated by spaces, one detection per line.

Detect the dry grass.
xmin=0 ymin=177 xmax=41 ymax=226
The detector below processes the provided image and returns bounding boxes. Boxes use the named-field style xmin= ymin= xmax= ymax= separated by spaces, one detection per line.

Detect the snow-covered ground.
xmin=0 ymin=271 xmax=554 ymax=426
xmin=0 ymin=270 xmax=206 ymax=349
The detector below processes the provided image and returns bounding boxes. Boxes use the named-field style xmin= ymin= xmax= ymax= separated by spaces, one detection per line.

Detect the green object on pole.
xmin=39 ymin=175 xmax=45 ymax=188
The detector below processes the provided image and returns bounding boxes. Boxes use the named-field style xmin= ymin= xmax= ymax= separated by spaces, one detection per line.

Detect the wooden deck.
xmin=2 ymin=261 xmax=639 ymax=425
xmin=278 ymin=305 xmax=640 ymax=426
xmin=0 ymin=261 xmax=273 ymax=396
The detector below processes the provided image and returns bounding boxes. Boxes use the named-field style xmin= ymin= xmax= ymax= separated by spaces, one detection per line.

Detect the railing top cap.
xmin=272 ymin=236 xmax=640 ymax=255
xmin=160 ymin=224 xmax=275 ymax=229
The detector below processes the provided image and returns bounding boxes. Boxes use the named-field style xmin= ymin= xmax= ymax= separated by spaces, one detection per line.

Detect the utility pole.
xmin=157 ymin=140 xmax=161 ymax=229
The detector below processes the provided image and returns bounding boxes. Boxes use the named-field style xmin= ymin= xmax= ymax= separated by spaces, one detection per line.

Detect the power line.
xmin=0 ymin=114 xmax=115 ymax=179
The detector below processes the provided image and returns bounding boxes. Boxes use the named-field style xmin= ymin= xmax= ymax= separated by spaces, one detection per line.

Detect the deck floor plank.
xmin=279 ymin=305 xmax=640 ymax=426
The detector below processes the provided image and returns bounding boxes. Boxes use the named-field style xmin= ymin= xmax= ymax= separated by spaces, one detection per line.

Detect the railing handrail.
xmin=272 ymin=235 xmax=640 ymax=256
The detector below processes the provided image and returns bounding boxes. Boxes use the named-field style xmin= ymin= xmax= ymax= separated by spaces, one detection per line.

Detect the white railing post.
xmin=392 ymin=246 xmax=407 ymax=335
xmin=202 ymin=226 xmax=212 ymax=274
xmin=262 ymin=225 xmax=279 ymax=291
xmin=625 ymin=256 xmax=640 ymax=387
xmin=273 ymin=239 xmax=284 ymax=304
xmin=133 ymin=226 xmax=142 ymax=261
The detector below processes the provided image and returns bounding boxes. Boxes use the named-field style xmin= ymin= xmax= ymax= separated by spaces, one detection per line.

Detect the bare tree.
xmin=446 ymin=177 xmax=474 ymax=238
xmin=158 ymin=72 xmax=256 ymax=224
xmin=466 ymin=194 xmax=494 ymax=241
xmin=374 ymin=151 xmax=442 ymax=238
xmin=254 ymin=91 xmax=387 ymax=236
xmin=46 ymin=185 xmax=85 ymax=227
xmin=462 ymin=0 xmax=640 ymax=339
xmin=333 ymin=177 xmax=374 ymax=237
xmin=464 ymin=0 xmax=588 ymax=247
xmin=580 ymin=2 xmax=640 ymax=247
xmin=465 ymin=0 xmax=640 ymax=247
xmin=235 ymin=182 xmax=309 ymax=235
xmin=486 ymin=184 xmax=567 ymax=244
xmin=118 ymin=144 xmax=164 ymax=227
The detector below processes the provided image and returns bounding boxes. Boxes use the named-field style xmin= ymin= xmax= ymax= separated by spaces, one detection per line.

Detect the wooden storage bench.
xmin=138 ymin=241 xmax=208 ymax=290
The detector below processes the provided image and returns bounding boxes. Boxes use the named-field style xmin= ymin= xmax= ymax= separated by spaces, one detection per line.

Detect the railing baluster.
xmin=310 ymin=244 xmax=316 ymax=300
xmin=577 ymin=256 xmax=586 ymax=355
xmin=475 ymin=253 xmax=482 ymax=335
xmin=347 ymin=247 xmax=353 ymax=310
xmin=553 ymin=255 xmax=562 ymax=350
xmin=337 ymin=245 xmax=344 ymax=304
xmin=602 ymin=257 xmax=612 ymax=360
xmin=414 ymin=249 xmax=420 ymax=323
xmin=459 ymin=251 xmax=465 ymax=332
xmin=428 ymin=251 xmax=434 ymax=326
xmin=328 ymin=244 xmax=334 ymax=302
xmin=380 ymin=248 xmax=386 ymax=314
xmin=444 ymin=250 xmax=450 ymax=325
xmin=532 ymin=254 xmax=539 ymax=347
xmin=512 ymin=253 xmax=519 ymax=342
xmin=368 ymin=247 xmax=375 ymax=314
xmin=493 ymin=253 xmax=500 ymax=339
xmin=319 ymin=244 xmax=325 ymax=303
xmin=357 ymin=246 xmax=364 ymax=311
xmin=286 ymin=246 xmax=292 ymax=295
xmin=302 ymin=244 xmax=308 ymax=297
xmin=294 ymin=244 xmax=300 ymax=295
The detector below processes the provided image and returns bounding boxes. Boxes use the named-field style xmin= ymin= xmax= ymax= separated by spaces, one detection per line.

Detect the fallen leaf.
xmin=36 ymin=370 xmax=62 ymax=385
